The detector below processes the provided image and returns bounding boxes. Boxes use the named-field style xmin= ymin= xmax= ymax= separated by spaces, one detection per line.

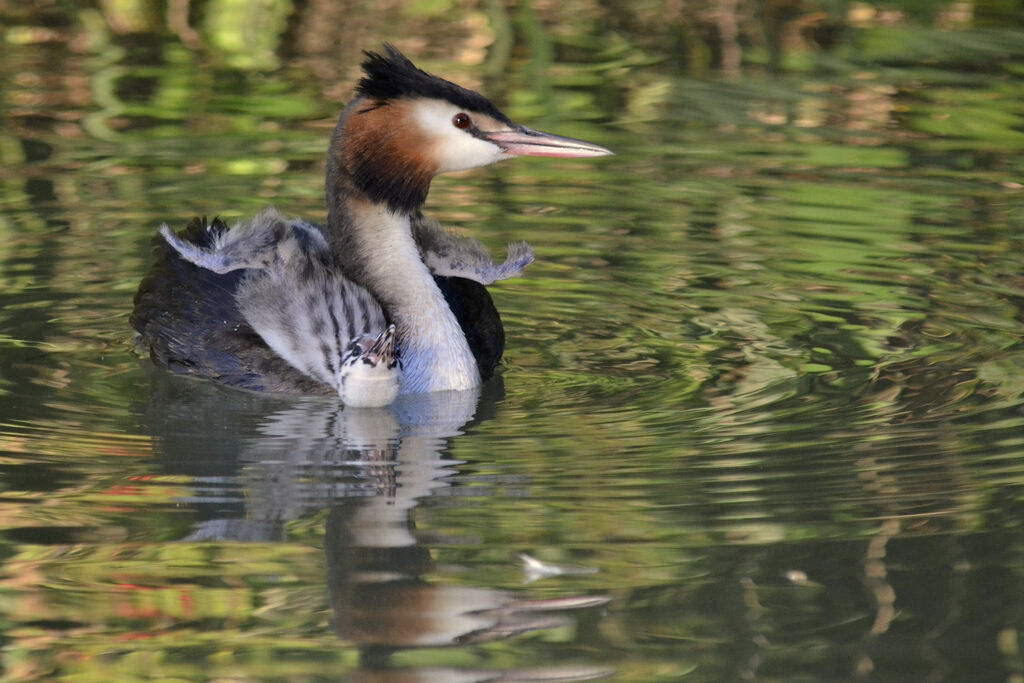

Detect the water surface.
xmin=2 ymin=3 xmax=1024 ymax=681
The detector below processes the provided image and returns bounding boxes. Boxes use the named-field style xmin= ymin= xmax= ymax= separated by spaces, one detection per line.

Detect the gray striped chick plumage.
xmin=159 ymin=208 xmax=536 ymax=401
xmin=160 ymin=209 xmax=387 ymax=395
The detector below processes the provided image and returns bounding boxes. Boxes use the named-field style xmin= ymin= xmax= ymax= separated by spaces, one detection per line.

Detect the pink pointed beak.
xmin=484 ymin=126 xmax=613 ymax=159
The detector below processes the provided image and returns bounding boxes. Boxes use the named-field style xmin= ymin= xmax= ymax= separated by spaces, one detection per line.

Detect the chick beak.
xmin=484 ymin=125 xmax=613 ymax=159
xmin=366 ymin=324 xmax=396 ymax=367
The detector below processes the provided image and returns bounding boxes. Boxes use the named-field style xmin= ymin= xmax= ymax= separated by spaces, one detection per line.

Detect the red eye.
xmin=452 ymin=112 xmax=471 ymax=129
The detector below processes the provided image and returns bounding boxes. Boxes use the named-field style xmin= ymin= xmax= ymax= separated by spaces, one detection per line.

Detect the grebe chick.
xmin=132 ymin=45 xmax=612 ymax=396
xmin=159 ymin=210 xmax=386 ymax=393
xmin=338 ymin=325 xmax=401 ymax=407
xmin=158 ymin=209 xmax=529 ymax=401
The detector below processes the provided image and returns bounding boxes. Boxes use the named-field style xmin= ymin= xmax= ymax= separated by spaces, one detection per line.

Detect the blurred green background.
xmin=2 ymin=1 xmax=1024 ymax=681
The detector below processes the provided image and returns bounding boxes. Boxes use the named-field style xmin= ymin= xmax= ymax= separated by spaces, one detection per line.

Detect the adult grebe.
xmin=132 ymin=45 xmax=611 ymax=400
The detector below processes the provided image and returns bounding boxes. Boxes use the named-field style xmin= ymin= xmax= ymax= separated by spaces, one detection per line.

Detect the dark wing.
xmin=433 ymin=275 xmax=504 ymax=381
xmin=131 ymin=217 xmax=332 ymax=395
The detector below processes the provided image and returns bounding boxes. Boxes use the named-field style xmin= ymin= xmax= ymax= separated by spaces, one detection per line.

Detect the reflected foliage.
xmin=1 ymin=0 xmax=1024 ymax=680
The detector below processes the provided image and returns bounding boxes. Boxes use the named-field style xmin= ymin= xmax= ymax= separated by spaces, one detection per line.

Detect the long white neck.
xmin=339 ymin=200 xmax=480 ymax=394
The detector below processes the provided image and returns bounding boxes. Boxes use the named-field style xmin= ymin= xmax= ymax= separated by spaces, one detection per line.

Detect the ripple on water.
xmin=2 ymin=15 xmax=1024 ymax=681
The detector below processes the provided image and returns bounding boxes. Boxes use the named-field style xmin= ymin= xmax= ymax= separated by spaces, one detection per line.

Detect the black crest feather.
xmin=358 ymin=44 xmax=512 ymax=125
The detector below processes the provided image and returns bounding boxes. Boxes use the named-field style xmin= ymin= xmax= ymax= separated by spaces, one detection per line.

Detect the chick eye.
xmin=452 ymin=112 xmax=471 ymax=129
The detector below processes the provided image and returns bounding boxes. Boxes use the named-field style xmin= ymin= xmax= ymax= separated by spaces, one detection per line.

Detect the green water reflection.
xmin=2 ymin=1 xmax=1024 ymax=681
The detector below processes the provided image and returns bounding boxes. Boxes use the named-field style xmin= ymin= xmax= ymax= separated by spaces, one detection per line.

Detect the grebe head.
xmin=338 ymin=324 xmax=402 ymax=408
xmin=333 ymin=44 xmax=614 ymax=213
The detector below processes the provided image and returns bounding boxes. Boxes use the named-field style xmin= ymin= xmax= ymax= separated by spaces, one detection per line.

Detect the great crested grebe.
xmin=132 ymin=45 xmax=611 ymax=401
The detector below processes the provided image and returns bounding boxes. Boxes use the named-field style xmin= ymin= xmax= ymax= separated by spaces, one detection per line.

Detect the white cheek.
xmin=434 ymin=134 xmax=504 ymax=172
xmin=412 ymin=100 xmax=505 ymax=173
